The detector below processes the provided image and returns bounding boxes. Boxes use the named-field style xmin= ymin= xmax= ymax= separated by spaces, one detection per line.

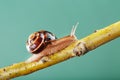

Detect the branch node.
xmin=41 ymin=56 xmax=51 ymax=63
xmin=73 ymin=42 xmax=88 ymax=56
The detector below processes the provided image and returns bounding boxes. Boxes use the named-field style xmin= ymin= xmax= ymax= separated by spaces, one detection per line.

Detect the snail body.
xmin=26 ymin=23 xmax=78 ymax=62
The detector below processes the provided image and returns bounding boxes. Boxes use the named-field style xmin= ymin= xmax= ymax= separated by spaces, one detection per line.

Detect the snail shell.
xmin=26 ymin=30 xmax=57 ymax=54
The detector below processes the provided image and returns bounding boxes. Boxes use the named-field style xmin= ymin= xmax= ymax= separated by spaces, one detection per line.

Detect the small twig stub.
xmin=73 ymin=42 xmax=88 ymax=56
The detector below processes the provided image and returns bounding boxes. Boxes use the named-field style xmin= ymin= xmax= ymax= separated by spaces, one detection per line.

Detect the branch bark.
xmin=0 ymin=21 xmax=120 ymax=80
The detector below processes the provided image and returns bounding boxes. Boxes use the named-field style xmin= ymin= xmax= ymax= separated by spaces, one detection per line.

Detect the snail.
xmin=26 ymin=23 xmax=79 ymax=63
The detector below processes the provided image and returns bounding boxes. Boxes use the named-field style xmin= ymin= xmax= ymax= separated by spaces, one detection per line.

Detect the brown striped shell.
xmin=26 ymin=30 xmax=57 ymax=54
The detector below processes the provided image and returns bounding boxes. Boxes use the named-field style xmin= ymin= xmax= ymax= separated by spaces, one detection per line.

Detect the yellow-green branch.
xmin=0 ymin=21 xmax=120 ymax=80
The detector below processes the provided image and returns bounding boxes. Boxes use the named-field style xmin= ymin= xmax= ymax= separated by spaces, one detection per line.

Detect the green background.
xmin=0 ymin=0 xmax=120 ymax=80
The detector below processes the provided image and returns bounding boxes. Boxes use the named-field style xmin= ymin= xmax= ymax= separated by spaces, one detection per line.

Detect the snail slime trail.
xmin=26 ymin=23 xmax=79 ymax=63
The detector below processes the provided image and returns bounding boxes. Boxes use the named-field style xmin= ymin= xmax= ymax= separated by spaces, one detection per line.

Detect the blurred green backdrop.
xmin=0 ymin=0 xmax=120 ymax=80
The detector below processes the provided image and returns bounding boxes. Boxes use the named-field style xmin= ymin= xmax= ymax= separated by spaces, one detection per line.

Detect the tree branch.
xmin=0 ymin=21 xmax=120 ymax=80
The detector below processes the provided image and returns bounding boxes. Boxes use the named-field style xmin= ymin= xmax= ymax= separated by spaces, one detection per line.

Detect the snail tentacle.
xmin=70 ymin=22 xmax=79 ymax=36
